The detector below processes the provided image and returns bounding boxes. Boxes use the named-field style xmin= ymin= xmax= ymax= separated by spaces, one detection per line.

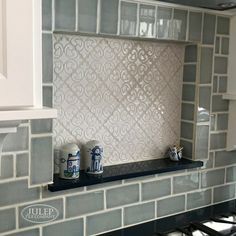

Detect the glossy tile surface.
xmin=78 ymin=0 xmax=97 ymax=33
xmin=202 ymin=14 xmax=216 ymax=45
xmin=120 ymin=2 xmax=137 ymax=36
xmin=142 ymin=178 xmax=171 ymax=201
xmin=19 ymin=199 xmax=63 ymax=228
xmin=212 ymin=95 xmax=229 ymax=112
xmin=31 ymin=137 xmax=53 ymax=185
xmin=217 ymin=16 xmax=230 ymax=35
xmin=16 ymin=153 xmax=29 ymax=177
xmin=66 ymin=191 xmax=104 ymax=217
xmin=210 ymin=133 xmax=226 ymax=150
xmin=0 ymin=155 xmax=13 ymax=179
xmin=100 ymin=0 xmax=118 ymax=34
xmin=87 ymin=210 xmax=122 ymax=235
xmin=107 ymin=184 xmax=139 ymax=208
xmin=187 ymin=189 xmax=211 ymax=210
xmin=173 ymin=173 xmax=199 ymax=194
xmin=195 ymin=125 xmax=209 ymax=160
xmin=0 ymin=180 xmax=39 ymax=207
xmin=213 ymin=184 xmax=235 ymax=203
xmin=42 ymin=33 xmax=53 ymax=83
xmin=3 ymin=127 xmax=29 ymax=152
xmin=0 ymin=208 xmax=16 ymax=233
xmin=124 ymin=202 xmax=155 ymax=225
xmin=157 ymin=195 xmax=185 ymax=217
xmin=42 ymin=0 xmax=52 ymax=31
xmin=188 ymin=12 xmax=202 ymax=42
xmin=139 ymin=4 xmax=156 ymax=37
xmin=200 ymin=47 xmax=213 ymax=84
xmin=54 ymin=0 xmax=76 ymax=30
xmin=201 ymin=169 xmax=225 ymax=188
xmin=43 ymin=218 xmax=83 ymax=236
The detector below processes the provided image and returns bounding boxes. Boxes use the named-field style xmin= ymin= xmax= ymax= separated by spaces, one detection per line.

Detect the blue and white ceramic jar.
xmin=84 ymin=140 xmax=103 ymax=175
xmin=59 ymin=143 xmax=80 ymax=179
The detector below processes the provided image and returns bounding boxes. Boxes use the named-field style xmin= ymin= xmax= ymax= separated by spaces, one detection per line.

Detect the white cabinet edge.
xmin=0 ymin=107 xmax=57 ymax=121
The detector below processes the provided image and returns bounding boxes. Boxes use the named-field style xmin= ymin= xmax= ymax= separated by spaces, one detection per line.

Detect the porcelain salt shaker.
xmin=59 ymin=143 xmax=80 ymax=179
xmin=84 ymin=140 xmax=103 ymax=175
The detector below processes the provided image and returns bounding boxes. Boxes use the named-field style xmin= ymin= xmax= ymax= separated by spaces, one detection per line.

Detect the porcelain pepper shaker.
xmin=84 ymin=140 xmax=103 ymax=175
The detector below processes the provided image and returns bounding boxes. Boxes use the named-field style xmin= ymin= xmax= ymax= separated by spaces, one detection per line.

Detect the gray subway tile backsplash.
xmin=210 ymin=133 xmax=227 ymax=150
xmin=182 ymin=84 xmax=196 ymax=101
xmin=200 ymin=47 xmax=213 ymax=84
xmin=187 ymin=189 xmax=211 ymax=210
xmin=218 ymin=76 xmax=228 ymax=93
xmin=43 ymin=218 xmax=83 ymax=236
xmin=42 ymin=0 xmax=52 ymax=31
xmin=3 ymin=127 xmax=29 ymax=152
xmin=18 ymin=199 xmax=63 ymax=228
xmin=214 ymin=57 xmax=228 ymax=74
xmin=0 ymin=208 xmax=16 ymax=233
xmin=55 ymin=0 xmax=76 ymax=31
xmin=43 ymin=86 xmax=53 ymax=108
xmin=100 ymin=0 xmax=119 ymax=35
xmin=0 ymin=180 xmax=40 ymax=207
xmin=180 ymin=139 xmax=193 ymax=158
xmin=31 ymin=119 xmax=53 ymax=134
xmin=142 ymin=178 xmax=171 ymax=201
xmin=173 ymin=173 xmax=199 ymax=194
xmin=78 ymin=0 xmax=98 ymax=33
xmin=221 ymin=37 xmax=229 ymax=55
xmin=215 ymin=151 xmax=236 ymax=167
xmin=188 ymin=12 xmax=202 ymax=42
xmin=215 ymin=37 xmax=220 ymax=54
xmin=42 ymin=33 xmax=53 ymax=83
xmin=212 ymin=95 xmax=229 ymax=112
xmin=157 ymin=195 xmax=185 ymax=217
xmin=6 ymin=228 xmax=40 ymax=236
xmin=66 ymin=191 xmax=104 ymax=217
xmin=181 ymin=103 xmax=195 ymax=121
xmin=213 ymin=184 xmax=235 ymax=203
xmin=195 ymin=125 xmax=209 ymax=160
xmin=183 ymin=64 xmax=197 ymax=82
xmin=86 ymin=210 xmax=122 ymax=235
xmin=202 ymin=14 xmax=216 ymax=45
xmin=0 ymin=155 xmax=13 ymax=179
xmin=31 ymin=137 xmax=53 ymax=185
xmin=106 ymin=184 xmax=139 ymax=208
xmin=226 ymin=166 xmax=236 ymax=183
xmin=124 ymin=202 xmax=155 ymax=226
xmin=217 ymin=16 xmax=230 ymax=35
xmin=201 ymin=168 xmax=225 ymax=188
xmin=184 ymin=45 xmax=198 ymax=63
xmin=16 ymin=153 xmax=29 ymax=177
xmin=181 ymin=122 xmax=194 ymax=140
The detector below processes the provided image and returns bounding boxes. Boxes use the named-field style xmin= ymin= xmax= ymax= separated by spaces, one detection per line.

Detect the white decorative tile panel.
xmin=53 ymin=34 xmax=185 ymax=165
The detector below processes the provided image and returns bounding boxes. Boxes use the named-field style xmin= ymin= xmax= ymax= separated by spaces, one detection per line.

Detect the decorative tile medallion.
xmin=53 ymin=34 xmax=184 ymax=165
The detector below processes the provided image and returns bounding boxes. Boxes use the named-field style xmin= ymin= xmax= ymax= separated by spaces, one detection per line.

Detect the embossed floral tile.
xmin=53 ymin=34 xmax=185 ymax=166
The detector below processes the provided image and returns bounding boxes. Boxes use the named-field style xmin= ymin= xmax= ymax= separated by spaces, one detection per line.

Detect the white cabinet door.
xmin=0 ymin=0 xmax=42 ymax=108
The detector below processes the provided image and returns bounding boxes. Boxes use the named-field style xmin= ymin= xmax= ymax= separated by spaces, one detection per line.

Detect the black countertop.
xmin=48 ymin=157 xmax=203 ymax=192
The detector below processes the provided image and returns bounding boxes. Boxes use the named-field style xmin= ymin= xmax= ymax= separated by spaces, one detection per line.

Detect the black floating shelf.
xmin=48 ymin=158 xmax=203 ymax=192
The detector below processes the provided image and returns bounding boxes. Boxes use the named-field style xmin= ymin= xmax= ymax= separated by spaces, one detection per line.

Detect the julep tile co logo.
xmin=21 ymin=204 xmax=59 ymax=224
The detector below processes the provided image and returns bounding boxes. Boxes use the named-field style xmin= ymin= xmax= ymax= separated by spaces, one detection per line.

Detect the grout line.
xmin=15 ymin=206 xmax=19 ymax=229
xmin=96 ymin=0 xmax=101 ymax=34
xmin=75 ymin=0 xmax=78 ymax=31
xmin=104 ymin=190 xmax=107 ymax=210
xmin=83 ymin=216 xmax=86 ymax=236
